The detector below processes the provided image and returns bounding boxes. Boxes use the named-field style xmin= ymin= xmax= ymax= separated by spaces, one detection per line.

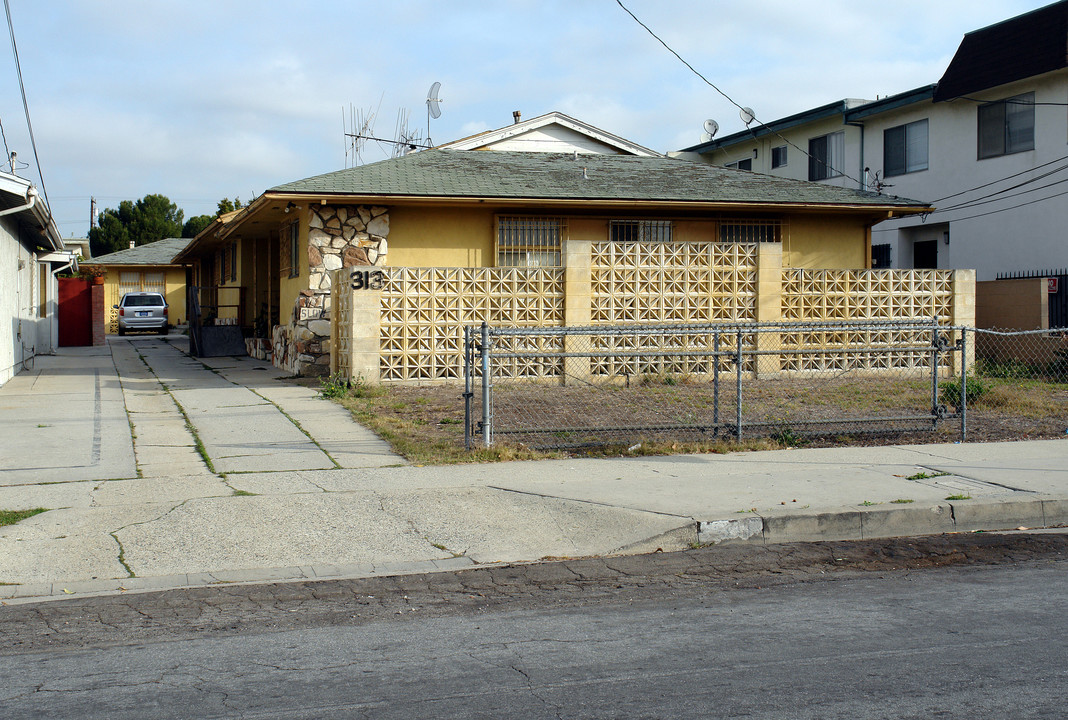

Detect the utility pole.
xmin=89 ymin=196 xmax=97 ymax=229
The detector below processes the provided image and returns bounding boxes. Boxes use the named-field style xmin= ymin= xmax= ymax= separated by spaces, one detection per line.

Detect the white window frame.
xmin=771 ymin=145 xmax=787 ymax=169
xmin=884 ymin=119 xmax=929 ymax=177
xmin=978 ymin=92 xmax=1035 ymax=159
xmin=808 ymin=131 xmax=844 ymax=180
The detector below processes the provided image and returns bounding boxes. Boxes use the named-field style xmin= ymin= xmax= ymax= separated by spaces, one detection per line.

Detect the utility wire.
xmin=4 ymin=0 xmax=49 ymax=215
xmin=928 ymin=152 xmax=1068 ymax=203
xmin=934 ymin=161 xmax=1068 ymax=212
xmin=934 ymin=174 xmax=1068 ymax=214
xmin=614 ymin=0 xmax=867 ymax=189
xmin=937 ymin=186 xmax=1068 ymax=223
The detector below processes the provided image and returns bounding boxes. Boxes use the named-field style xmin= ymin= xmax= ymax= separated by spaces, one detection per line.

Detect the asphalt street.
xmin=2 ymin=534 xmax=1065 ymax=719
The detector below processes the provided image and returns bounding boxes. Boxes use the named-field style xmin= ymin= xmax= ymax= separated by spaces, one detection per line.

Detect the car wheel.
xmin=118 ymin=326 xmax=125 ymax=336
xmin=158 ymin=325 xmax=168 ymax=336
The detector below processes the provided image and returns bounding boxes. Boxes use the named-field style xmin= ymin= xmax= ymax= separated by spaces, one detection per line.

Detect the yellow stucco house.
xmin=89 ymin=237 xmax=192 ymax=333
xmin=175 ymin=141 xmax=934 ymax=377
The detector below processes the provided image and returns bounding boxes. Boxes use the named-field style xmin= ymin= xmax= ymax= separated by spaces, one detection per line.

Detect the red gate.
xmin=58 ymin=278 xmax=93 ymax=347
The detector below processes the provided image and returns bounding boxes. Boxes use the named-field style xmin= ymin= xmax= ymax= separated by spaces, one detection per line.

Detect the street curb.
xmin=0 ymin=556 xmax=479 ymax=606
xmin=698 ymin=497 xmax=1068 ymax=546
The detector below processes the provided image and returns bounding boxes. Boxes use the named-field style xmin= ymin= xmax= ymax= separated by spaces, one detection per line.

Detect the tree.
xmin=182 ymin=214 xmax=214 ymax=238
xmin=217 ymin=197 xmax=243 ymax=215
xmin=89 ymin=194 xmax=184 ymax=256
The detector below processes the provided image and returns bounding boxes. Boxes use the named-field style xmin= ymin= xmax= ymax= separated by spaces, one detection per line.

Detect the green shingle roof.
xmin=270 ymin=149 xmax=928 ymax=208
xmin=91 ymin=237 xmax=193 ymax=265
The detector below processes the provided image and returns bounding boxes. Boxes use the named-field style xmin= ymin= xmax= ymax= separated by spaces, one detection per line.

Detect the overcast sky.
xmin=0 ymin=0 xmax=1048 ymax=238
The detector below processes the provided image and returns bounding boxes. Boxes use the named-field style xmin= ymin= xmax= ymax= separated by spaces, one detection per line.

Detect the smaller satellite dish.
xmin=427 ymin=82 xmax=442 ymax=119
xmin=703 ymin=119 xmax=719 ymax=137
xmin=739 ymin=107 xmax=756 ymax=126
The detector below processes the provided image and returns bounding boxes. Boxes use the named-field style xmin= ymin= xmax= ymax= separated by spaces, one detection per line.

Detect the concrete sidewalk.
xmin=1 ymin=336 xmax=1067 ymax=603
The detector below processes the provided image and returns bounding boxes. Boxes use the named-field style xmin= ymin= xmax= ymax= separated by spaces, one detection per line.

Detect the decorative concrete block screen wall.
xmin=779 ymin=268 xmax=969 ymax=373
xmin=331 ymin=241 xmax=975 ymax=384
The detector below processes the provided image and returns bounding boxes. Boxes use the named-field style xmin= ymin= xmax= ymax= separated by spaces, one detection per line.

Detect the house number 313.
xmin=350 ymin=269 xmax=384 ymax=290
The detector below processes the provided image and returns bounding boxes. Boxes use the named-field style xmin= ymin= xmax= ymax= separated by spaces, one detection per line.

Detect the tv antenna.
xmin=700 ymin=118 xmax=719 ymax=143
xmin=426 ymin=81 xmax=443 ymax=147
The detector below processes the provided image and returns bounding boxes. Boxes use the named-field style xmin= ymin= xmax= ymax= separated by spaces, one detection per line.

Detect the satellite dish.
xmin=703 ymin=119 xmax=719 ymax=137
xmin=427 ymin=82 xmax=442 ymax=119
xmin=739 ymin=107 xmax=756 ymax=126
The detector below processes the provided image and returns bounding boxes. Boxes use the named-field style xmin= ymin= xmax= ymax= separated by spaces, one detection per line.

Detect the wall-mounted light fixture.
xmin=284 ymin=202 xmax=298 ymax=213
xmin=943 ymin=230 xmax=950 ymax=246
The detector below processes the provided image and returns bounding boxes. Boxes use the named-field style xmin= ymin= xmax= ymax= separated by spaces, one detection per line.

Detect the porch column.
xmin=754 ymin=242 xmax=783 ymax=376
xmin=951 ymin=269 xmax=976 ymax=374
xmin=563 ymin=236 xmax=592 ymax=385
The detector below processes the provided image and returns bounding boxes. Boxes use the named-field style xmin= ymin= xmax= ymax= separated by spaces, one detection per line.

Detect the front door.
xmin=913 ymin=240 xmax=937 ymax=269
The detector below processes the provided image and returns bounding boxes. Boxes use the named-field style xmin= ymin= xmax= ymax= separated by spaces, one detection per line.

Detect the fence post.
xmin=464 ymin=326 xmax=472 ymax=450
xmin=481 ymin=321 xmax=492 ymax=447
xmin=931 ymin=317 xmax=940 ymax=428
xmin=735 ymin=328 xmax=743 ymax=442
xmin=960 ymin=328 xmax=968 ymax=443
xmin=713 ymin=331 xmax=720 ymax=437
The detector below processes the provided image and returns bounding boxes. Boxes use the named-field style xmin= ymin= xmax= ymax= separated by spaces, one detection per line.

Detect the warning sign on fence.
xmin=1050 ymin=277 xmax=1060 ymax=294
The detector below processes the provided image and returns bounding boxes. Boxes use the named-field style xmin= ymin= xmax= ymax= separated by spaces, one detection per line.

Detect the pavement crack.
xmin=109 ymin=532 xmax=136 ymax=578
xmin=487 ymin=485 xmax=693 ymax=520
xmin=247 ymin=388 xmax=342 ymax=470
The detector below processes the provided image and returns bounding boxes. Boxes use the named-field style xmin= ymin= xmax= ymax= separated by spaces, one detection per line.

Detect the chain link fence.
xmin=462 ymin=321 xmax=1068 ymax=450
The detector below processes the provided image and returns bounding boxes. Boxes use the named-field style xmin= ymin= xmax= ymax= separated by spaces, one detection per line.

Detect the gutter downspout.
xmin=0 ymin=184 xmax=37 ymax=218
xmin=845 ymin=120 xmax=865 ymax=191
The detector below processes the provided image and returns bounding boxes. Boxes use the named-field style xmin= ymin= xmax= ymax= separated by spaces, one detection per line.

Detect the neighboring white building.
xmin=676 ymin=1 xmax=1068 ymax=281
xmin=0 ymin=171 xmax=73 ymax=386
xmin=438 ymin=110 xmax=661 ymax=156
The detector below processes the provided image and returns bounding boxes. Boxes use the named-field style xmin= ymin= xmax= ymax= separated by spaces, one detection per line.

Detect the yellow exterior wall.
xmin=783 ymin=214 xmax=868 ymax=269
xmin=279 ymin=215 xmax=307 ymax=320
xmin=385 ymin=207 xmax=868 ymax=270
xmin=385 ymin=205 xmax=494 ymax=268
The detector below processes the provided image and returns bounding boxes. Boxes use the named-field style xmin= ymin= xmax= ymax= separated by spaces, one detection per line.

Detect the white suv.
xmin=115 ymin=292 xmax=169 ymax=335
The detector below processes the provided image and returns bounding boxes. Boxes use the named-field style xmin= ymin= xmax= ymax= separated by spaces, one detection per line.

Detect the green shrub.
xmin=940 ymin=376 xmax=989 ymax=408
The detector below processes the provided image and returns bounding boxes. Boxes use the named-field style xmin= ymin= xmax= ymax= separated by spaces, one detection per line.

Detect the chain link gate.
xmin=465 ymin=319 xmax=970 ymax=450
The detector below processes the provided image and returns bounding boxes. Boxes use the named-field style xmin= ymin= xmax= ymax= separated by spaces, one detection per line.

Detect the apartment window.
xmin=288 ymin=222 xmax=299 ymax=278
xmin=978 ymin=92 xmax=1034 ymax=159
xmin=497 ymin=216 xmax=564 ymax=267
xmin=771 ymin=145 xmax=787 ymax=169
xmin=808 ymin=131 xmax=845 ymax=180
xmin=871 ymin=243 xmax=892 ymax=269
xmin=884 ymin=119 xmax=928 ymax=176
xmin=610 ymin=220 xmax=673 ymax=243
xmin=719 ymin=218 xmax=782 ymax=243
xmin=726 ymin=158 xmax=752 ymax=171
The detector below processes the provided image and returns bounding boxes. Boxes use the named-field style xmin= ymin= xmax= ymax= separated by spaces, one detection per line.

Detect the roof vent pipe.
xmin=512 ymin=110 xmax=521 ymax=124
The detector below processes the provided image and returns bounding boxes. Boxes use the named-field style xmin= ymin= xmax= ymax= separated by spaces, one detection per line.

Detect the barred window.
xmin=497 ymin=216 xmax=564 ymax=267
xmin=719 ymin=219 xmax=782 ymax=243
xmin=609 ymin=220 xmax=673 ymax=243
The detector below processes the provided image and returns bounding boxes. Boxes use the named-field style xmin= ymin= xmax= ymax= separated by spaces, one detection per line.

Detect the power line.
xmin=3 ymin=0 xmax=49 ymax=216
xmin=614 ymin=0 xmax=866 ymax=189
xmin=934 ymin=161 xmax=1068 ymax=213
xmin=874 ymin=183 xmax=1068 ymax=229
xmin=935 ymin=174 xmax=1068 ymax=214
xmin=929 ymin=152 xmax=1068 ymax=203
xmin=940 ymin=186 xmax=1068 ymax=223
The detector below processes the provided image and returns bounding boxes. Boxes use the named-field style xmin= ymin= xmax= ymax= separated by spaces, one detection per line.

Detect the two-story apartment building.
xmin=676 ymin=1 xmax=1068 ymax=282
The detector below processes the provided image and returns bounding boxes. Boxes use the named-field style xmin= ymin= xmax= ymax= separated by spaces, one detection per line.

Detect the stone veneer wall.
xmin=251 ymin=204 xmax=388 ymax=376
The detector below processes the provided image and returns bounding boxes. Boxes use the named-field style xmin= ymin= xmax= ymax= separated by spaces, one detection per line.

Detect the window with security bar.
xmin=610 ymin=220 xmax=673 ymax=243
xmin=497 ymin=216 xmax=565 ymax=267
xmin=719 ymin=219 xmax=782 ymax=243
